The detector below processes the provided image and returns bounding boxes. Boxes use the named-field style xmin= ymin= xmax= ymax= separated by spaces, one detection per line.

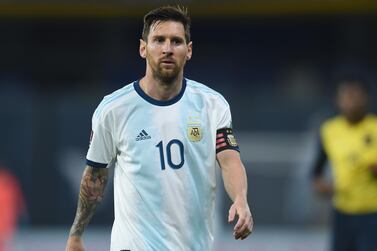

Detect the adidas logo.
xmin=136 ymin=129 xmax=151 ymax=141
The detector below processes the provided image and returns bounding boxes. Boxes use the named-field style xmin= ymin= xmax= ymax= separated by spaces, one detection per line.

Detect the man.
xmin=311 ymin=76 xmax=377 ymax=251
xmin=66 ymin=6 xmax=253 ymax=251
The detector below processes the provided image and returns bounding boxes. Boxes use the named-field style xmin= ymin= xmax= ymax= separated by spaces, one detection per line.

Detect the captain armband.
xmin=216 ymin=128 xmax=240 ymax=153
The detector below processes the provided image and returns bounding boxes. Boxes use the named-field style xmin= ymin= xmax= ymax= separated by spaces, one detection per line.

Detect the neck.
xmin=139 ymin=72 xmax=184 ymax=101
xmin=345 ymin=113 xmax=367 ymax=125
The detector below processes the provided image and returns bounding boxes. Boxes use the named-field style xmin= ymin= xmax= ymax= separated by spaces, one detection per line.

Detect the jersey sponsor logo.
xmin=135 ymin=129 xmax=151 ymax=141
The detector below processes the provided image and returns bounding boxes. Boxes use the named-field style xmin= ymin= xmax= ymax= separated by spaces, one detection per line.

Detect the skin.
xmin=217 ymin=150 xmax=253 ymax=239
xmin=312 ymin=178 xmax=333 ymax=198
xmin=66 ymin=20 xmax=252 ymax=250
xmin=337 ymin=83 xmax=368 ymax=124
xmin=313 ymin=82 xmax=377 ymax=196
xmin=66 ymin=166 xmax=108 ymax=251
xmin=139 ymin=20 xmax=192 ymax=101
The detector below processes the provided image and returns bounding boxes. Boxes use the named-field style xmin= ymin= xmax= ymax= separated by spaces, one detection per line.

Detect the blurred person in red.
xmin=311 ymin=75 xmax=377 ymax=251
xmin=0 ymin=166 xmax=26 ymax=251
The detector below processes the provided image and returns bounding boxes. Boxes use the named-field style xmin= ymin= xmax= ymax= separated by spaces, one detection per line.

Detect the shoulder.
xmin=93 ymin=82 xmax=136 ymax=120
xmin=365 ymin=114 xmax=377 ymax=124
xmin=321 ymin=115 xmax=344 ymax=133
xmin=185 ymin=78 xmax=229 ymax=107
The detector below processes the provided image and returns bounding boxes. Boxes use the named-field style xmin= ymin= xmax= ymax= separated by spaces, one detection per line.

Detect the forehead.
xmin=148 ymin=20 xmax=186 ymax=38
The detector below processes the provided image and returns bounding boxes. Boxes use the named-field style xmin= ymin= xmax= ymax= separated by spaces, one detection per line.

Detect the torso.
xmin=321 ymin=114 xmax=377 ymax=214
xmin=88 ymin=78 xmax=231 ymax=251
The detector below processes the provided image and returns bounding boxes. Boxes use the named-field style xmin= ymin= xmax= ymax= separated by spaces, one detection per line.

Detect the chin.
xmin=156 ymin=69 xmax=180 ymax=83
xmin=160 ymin=75 xmax=178 ymax=84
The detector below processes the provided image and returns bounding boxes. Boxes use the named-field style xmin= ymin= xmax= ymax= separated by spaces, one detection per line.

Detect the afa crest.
xmin=227 ymin=134 xmax=238 ymax=147
xmin=188 ymin=126 xmax=202 ymax=142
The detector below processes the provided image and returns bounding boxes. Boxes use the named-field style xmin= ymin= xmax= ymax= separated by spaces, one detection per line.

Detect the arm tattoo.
xmin=69 ymin=166 xmax=109 ymax=237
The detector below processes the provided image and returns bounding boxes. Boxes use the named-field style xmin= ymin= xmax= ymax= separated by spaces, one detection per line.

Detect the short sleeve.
xmin=215 ymin=99 xmax=240 ymax=153
xmin=217 ymin=103 xmax=232 ymax=130
xmin=86 ymin=112 xmax=116 ymax=168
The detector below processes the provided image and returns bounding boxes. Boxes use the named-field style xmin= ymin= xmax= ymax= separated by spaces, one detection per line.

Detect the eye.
xmin=172 ymin=38 xmax=183 ymax=45
xmin=154 ymin=37 xmax=164 ymax=43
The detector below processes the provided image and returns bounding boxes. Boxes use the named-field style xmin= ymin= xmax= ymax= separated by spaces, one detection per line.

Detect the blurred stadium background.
xmin=1 ymin=0 xmax=377 ymax=250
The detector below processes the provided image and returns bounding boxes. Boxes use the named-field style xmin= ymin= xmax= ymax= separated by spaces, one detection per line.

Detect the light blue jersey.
xmin=86 ymin=78 xmax=233 ymax=251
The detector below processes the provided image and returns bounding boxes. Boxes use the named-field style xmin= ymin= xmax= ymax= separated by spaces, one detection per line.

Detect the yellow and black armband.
xmin=216 ymin=127 xmax=240 ymax=153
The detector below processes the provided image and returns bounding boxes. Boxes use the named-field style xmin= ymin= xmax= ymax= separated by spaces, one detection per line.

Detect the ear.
xmin=139 ymin=39 xmax=147 ymax=59
xmin=186 ymin=41 xmax=193 ymax=61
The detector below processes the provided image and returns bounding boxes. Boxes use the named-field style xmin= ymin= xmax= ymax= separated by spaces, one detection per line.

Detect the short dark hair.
xmin=336 ymin=74 xmax=370 ymax=93
xmin=142 ymin=6 xmax=191 ymax=43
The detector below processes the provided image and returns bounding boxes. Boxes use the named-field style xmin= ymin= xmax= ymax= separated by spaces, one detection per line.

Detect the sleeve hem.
xmin=86 ymin=159 xmax=108 ymax=168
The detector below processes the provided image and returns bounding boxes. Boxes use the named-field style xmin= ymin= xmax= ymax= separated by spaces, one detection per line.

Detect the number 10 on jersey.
xmin=156 ymin=139 xmax=185 ymax=170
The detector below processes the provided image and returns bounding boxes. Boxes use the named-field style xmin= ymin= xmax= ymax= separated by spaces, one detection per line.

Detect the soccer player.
xmin=311 ymin=76 xmax=377 ymax=251
xmin=65 ymin=6 xmax=253 ymax=251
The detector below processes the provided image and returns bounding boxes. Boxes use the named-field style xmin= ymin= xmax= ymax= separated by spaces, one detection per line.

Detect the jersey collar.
xmin=134 ymin=78 xmax=187 ymax=106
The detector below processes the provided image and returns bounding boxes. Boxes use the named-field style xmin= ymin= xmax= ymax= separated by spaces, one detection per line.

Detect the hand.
xmin=228 ymin=199 xmax=253 ymax=240
xmin=65 ymin=236 xmax=84 ymax=251
xmin=313 ymin=178 xmax=333 ymax=198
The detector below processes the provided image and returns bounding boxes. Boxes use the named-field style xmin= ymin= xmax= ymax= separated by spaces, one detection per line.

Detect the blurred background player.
xmin=0 ymin=165 xmax=26 ymax=251
xmin=311 ymin=76 xmax=377 ymax=251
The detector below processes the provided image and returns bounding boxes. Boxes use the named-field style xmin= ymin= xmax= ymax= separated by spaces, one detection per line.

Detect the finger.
xmin=234 ymin=226 xmax=246 ymax=240
xmin=240 ymin=230 xmax=251 ymax=240
xmin=240 ymin=221 xmax=253 ymax=240
xmin=237 ymin=213 xmax=251 ymax=233
xmin=236 ymin=223 xmax=251 ymax=240
xmin=234 ymin=212 xmax=246 ymax=231
xmin=234 ymin=219 xmax=249 ymax=239
xmin=240 ymin=228 xmax=251 ymax=240
xmin=235 ymin=214 xmax=253 ymax=239
xmin=228 ymin=204 xmax=236 ymax=222
xmin=249 ymin=216 xmax=254 ymax=233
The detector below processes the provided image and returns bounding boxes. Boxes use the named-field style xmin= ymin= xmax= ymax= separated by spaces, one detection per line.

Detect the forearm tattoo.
xmin=69 ymin=166 xmax=109 ymax=237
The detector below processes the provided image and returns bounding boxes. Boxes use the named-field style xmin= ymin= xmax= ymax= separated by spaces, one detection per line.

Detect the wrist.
xmin=69 ymin=234 xmax=82 ymax=239
xmin=69 ymin=227 xmax=84 ymax=238
xmin=234 ymin=195 xmax=248 ymax=204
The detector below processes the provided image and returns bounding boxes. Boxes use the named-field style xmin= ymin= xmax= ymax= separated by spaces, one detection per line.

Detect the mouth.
xmin=160 ymin=58 xmax=176 ymax=65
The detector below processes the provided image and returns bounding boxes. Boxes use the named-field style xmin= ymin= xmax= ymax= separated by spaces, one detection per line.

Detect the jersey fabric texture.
xmin=86 ymin=78 xmax=234 ymax=251
xmin=320 ymin=114 xmax=377 ymax=214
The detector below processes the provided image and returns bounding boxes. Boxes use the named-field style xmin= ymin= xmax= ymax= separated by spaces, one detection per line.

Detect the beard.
xmin=152 ymin=60 xmax=181 ymax=85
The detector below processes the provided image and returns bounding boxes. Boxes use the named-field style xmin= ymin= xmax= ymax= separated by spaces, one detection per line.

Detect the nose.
xmin=162 ymin=40 xmax=173 ymax=54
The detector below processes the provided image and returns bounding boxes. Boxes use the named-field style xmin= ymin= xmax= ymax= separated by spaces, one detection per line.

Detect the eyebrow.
xmin=151 ymin=35 xmax=185 ymax=41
